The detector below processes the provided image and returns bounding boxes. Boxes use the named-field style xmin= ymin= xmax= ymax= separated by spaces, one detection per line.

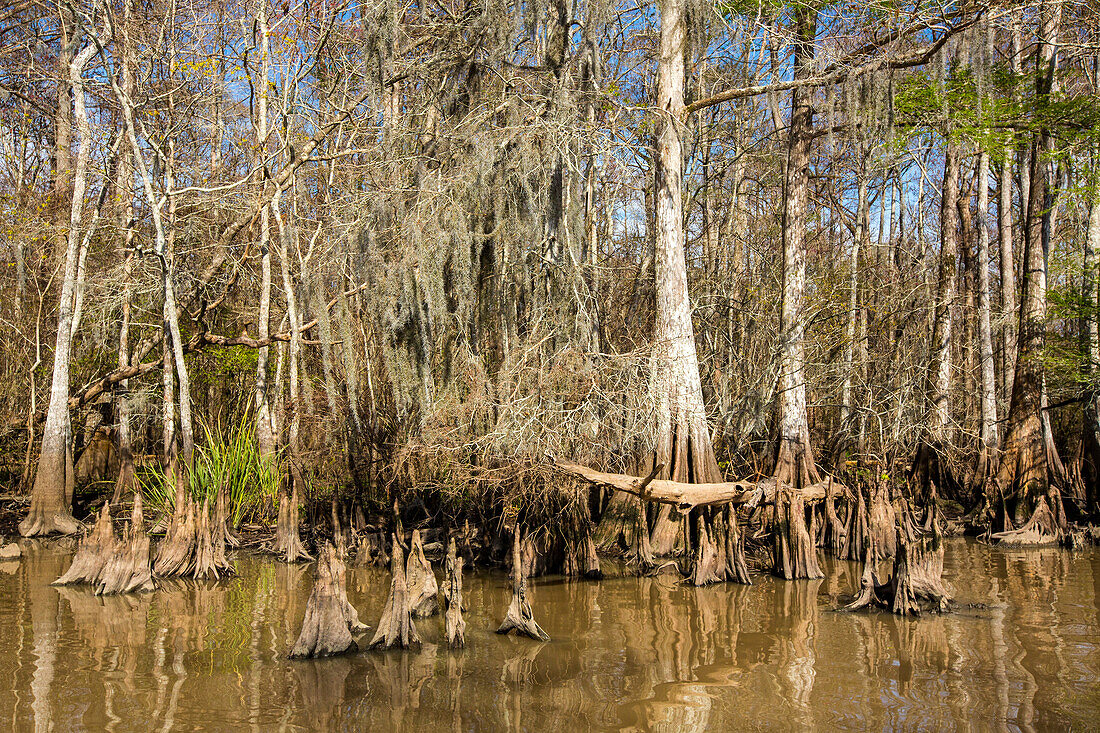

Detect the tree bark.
xmin=253 ymin=0 xmax=277 ymax=457
xmin=290 ymin=543 xmax=366 ymax=658
xmin=443 ymin=536 xmax=466 ymax=648
xmin=930 ymin=123 xmax=959 ymax=442
xmin=772 ymin=486 xmax=823 ymax=580
xmin=53 ymin=503 xmax=114 ymax=585
xmin=497 ymin=527 xmax=550 ymax=641
xmin=977 ymin=149 xmax=999 ymax=476
xmin=21 ymin=37 xmax=98 ymax=537
xmin=646 ymin=0 xmax=723 ymax=555
xmin=841 ymin=165 xmax=868 ymax=432
xmin=369 ymin=536 xmax=420 ymax=650
xmin=95 ymin=493 xmax=155 ymax=595
xmin=911 ymin=51 xmax=961 ymax=502
xmin=50 ymin=8 xmax=74 ymax=267
xmin=998 ymin=158 xmax=1018 ymax=407
xmin=996 ymin=0 xmax=1063 ymax=513
xmin=406 ymin=529 xmax=439 ymax=618
xmin=1083 ymin=149 xmax=1100 ymax=513
xmin=773 ymin=5 xmax=820 ymax=490
xmin=271 ymin=187 xmax=311 ymax=563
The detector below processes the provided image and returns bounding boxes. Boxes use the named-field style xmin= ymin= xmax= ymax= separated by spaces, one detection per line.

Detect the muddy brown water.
xmin=0 ymin=539 xmax=1097 ymax=732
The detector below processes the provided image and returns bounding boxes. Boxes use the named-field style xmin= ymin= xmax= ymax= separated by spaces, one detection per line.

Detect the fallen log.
xmin=554 ymin=460 xmax=846 ymax=510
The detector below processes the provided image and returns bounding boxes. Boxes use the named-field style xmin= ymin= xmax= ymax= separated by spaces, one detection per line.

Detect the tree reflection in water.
xmin=0 ymin=540 xmax=1097 ymax=731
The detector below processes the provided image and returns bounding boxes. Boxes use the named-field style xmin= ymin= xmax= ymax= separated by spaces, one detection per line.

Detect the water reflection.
xmin=25 ymin=543 xmax=62 ymax=733
xmin=0 ymin=540 xmax=1096 ymax=731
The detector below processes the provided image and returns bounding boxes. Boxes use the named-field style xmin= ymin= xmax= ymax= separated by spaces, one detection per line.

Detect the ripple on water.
xmin=0 ymin=539 xmax=1097 ymax=731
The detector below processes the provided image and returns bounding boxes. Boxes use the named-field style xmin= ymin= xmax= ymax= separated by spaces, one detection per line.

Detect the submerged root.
xmin=497 ymin=527 xmax=550 ymax=642
xmin=991 ymin=494 xmax=1063 ymax=546
xmin=840 ymin=489 xmax=868 ymax=561
xmin=890 ymin=526 xmax=950 ymax=615
xmin=519 ymin=529 xmax=554 ymax=578
xmin=594 ymin=462 xmax=661 ymax=554
xmin=975 ymin=478 xmax=1015 ymax=539
xmin=275 ymin=478 xmax=313 ymax=563
xmin=214 ymin=481 xmax=240 ymax=549
xmin=518 ymin=500 xmax=602 ymax=579
xmin=20 ymin=509 xmax=82 ymax=538
xmin=820 ymin=479 xmax=847 ymax=558
xmin=369 ymin=535 xmax=420 ymax=650
xmin=625 ymin=496 xmax=656 ymax=573
xmin=772 ymin=487 xmax=823 ymax=580
xmin=868 ymin=482 xmax=897 ymax=559
xmin=331 ymin=500 xmax=348 ymax=561
xmin=406 ymin=530 xmax=439 ymax=618
xmin=843 ymin=536 xmax=885 ymax=612
xmin=909 ymin=440 xmax=963 ymax=506
xmin=690 ymin=505 xmax=751 ymax=586
xmin=561 ymin=501 xmax=601 ymax=578
xmin=95 ymin=494 xmax=155 ymax=595
xmin=353 ymin=531 xmax=389 ymax=567
xmin=54 ymin=504 xmax=115 ymax=586
xmin=722 ymin=505 xmax=752 ymax=584
xmin=563 ymin=529 xmax=601 ymax=578
xmin=444 ymin=537 xmax=466 ymax=649
xmin=691 ymin=510 xmax=722 ymax=586
xmin=194 ymin=497 xmax=235 ymax=580
xmin=649 ymin=504 xmax=685 ymax=557
xmin=845 ymin=511 xmax=951 ymax=616
xmin=153 ymin=497 xmax=197 ymax=578
xmin=594 ymin=490 xmax=634 ymax=552
xmin=290 ymin=543 xmax=367 ymax=659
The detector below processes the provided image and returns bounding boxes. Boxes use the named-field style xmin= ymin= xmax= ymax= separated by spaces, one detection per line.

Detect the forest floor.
xmin=0 ymin=495 xmax=26 ymax=537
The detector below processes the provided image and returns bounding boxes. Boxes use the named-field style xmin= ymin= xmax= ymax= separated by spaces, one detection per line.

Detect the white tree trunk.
xmin=254 ymin=0 xmax=277 ymax=456
xmin=651 ymin=0 xmax=716 ymax=480
xmin=646 ymin=0 xmax=722 ymax=554
xmin=998 ymin=159 xmax=1017 ymax=406
xmin=21 ymin=39 xmax=98 ymax=536
xmin=977 ymin=149 xmax=999 ymax=459
xmin=929 ymin=137 xmax=959 ymax=438
xmin=773 ymin=6 xmax=818 ymax=488
xmin=841 ymin=169 xmax=868 ymax=430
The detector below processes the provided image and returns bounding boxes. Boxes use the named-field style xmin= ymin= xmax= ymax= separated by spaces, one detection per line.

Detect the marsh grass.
xmin=139 ymin=411 xmax=281 ymax=527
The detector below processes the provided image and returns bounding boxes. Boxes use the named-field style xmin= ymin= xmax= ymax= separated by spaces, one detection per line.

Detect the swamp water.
xmin=0 ymin=539 xmax=1097 ymax=731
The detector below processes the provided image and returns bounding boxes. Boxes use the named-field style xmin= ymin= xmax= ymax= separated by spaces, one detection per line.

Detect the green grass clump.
xmin=138 ymin=411 xmax=281 ymax=527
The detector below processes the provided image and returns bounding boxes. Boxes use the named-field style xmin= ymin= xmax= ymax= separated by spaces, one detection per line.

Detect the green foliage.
xmin=188 ymin=346 xmax=260 ymax=391
xmin=211 ymin=346 xmax=259 ymax=376
xmin=193 ymin=413 xmax=281 ymax=525
xmin=1048 ymin=277 xmax=1099 ymax=394
xmin=138 ymin=410 xmax=280 ymax=526
xmin=715 ymin=0 xmax=784 ymax=19
xmin=894 ymin=57 xmax=1100 ymax=170
xmin=137 ymin=464 xmax=175 ymax=517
